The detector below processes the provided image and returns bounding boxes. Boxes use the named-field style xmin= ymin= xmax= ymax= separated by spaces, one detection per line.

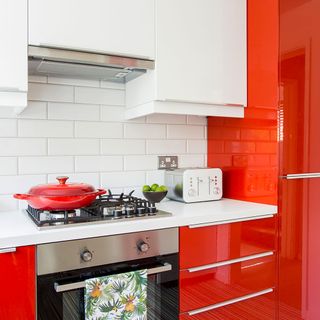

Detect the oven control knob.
xmin=137 ymin=241 xmax=150 ymax=253
xmin=81 ymin=250 xmax=93 ymax=262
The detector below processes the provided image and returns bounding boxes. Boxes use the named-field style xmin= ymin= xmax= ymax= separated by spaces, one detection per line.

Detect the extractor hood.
xmin=28 ymin=46 xmax=155 ymax=83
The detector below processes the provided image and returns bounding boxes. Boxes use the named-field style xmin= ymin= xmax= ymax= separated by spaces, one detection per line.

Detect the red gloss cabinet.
xmin=179 ymin=292 xmax=276 ymax=320
xmin=180 ymin=217 xmax=276 ymax=269
xmin=0 ymin=246 xmax=36 ymax=320
xmin=180 ymin=255 xmax=275 ymax=313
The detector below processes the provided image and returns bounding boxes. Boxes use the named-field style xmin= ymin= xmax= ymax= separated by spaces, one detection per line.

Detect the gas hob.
xmin=26 ymin=191 xmax=171 ymax=230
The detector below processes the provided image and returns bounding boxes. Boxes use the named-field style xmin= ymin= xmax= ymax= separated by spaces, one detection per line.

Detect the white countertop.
xmin=0 ymin=198 xmax=277 ymax=249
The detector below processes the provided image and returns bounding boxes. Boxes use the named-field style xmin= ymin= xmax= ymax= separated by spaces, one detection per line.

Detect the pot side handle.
xmin=97 ymin=189 xmax=107 ymax=196
xmin=13 ymin=194 xmax=30 ymax=200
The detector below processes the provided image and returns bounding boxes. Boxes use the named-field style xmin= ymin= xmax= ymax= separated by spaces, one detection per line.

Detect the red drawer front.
xmin=180 ymin=217 xmax=276 ymax=269
xmin=180 ymin=254 xmax=275 ymax=313
xmin=180 ymin=292 xmax=276 ymax=320
xmin=0 ymin=246 xmax=36 ymax=320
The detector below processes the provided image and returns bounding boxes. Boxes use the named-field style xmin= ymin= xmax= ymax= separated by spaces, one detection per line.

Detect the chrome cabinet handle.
xmin=186 ymin=251 xmax=274 ymax=273
xmin=0 ymin=247 xmax=16 ymax=254
xmin=187 ymin=288 xmax=273 ymax=316
xmin=188 ymin=214 xmax=275 ymax=228
xmin=281 ymin=173 xmax=320 ymax=179
xmin=54 ymin=262 xmax=172 ymax=293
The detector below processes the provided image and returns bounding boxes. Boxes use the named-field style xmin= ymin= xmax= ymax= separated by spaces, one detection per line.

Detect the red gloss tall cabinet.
xmin=278 ymin=0 xmax=320 ymax=319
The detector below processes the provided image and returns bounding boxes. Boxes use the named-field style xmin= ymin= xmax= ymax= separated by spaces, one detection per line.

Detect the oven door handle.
xmin=54 ymin=262 xmax=172 ymax=293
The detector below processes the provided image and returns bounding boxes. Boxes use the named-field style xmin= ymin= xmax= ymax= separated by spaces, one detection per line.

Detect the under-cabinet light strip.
xmin=187 ymin=288 xmax=274 ymax=316
xmin=186 ymin=251 xmax=274 ymax=273
xmin=188 ymin=214 xmax=275 ymax=229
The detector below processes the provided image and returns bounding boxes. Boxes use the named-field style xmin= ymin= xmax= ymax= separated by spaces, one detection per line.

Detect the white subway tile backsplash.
xmin=0 ymin=157 xmax=18 ymax=175
xmin=100 ymin=81 xmax=125 ymax=90
xmin=0 ymin=119 xmax=17 ymax=137
xmin=0 ymin=77 xmax=207 ymax=207
xmin=0 ymin=174 xmax=46 ymax=194
xmin=48 ymin=173 xmax=100 ymax=187
xmin=187 ymin=115 xmax=207 ymax=125
xmin=75 ymin=87 xmax=125 ymax=105
xmin=100 ymin=105 xmax=125 ymax=122
xmin=0 ymin=138 xmax=47 ymax=156
xmin=75 ymin=156 xmax=123 ymax=172
xmin=179 ymin=154 xmax=205 ymax=168
xmin=0 ymin=195 xmax=18 ymax=211
xmin=75 ymin=122 xmax=123 ymax=139
xmin=146 ymin=170 xmax=165 ymax=186
xmin=28 ymin=83 xmax=74 ymax=102
xmin=167 ymin=125 xmax=205 ymax=139
xmin=18 ymin=101 xmax=47 ymax=119
xmin=124 ymin=187 xmax=144 ymax=198
xmin=146 ymin=139 xmax=186 ymax=155
xmin=48 ymin=138 xmax=100 ymax=155
xmin=48 ymin=102 xmax=100 ymax=121
xmin=124 ymin=123 xmax=166 ymax=139
xmin=146 ymin=114 xmax=186 ymax=124
xmin=101 ymin=171 xmax=145 ymax=188
xmin=18 ymin=156 xmax=74 ymax=174
xmin=124 ymin=155 xmax=157 ymax=171
xmin=187 ymin=140 xmax=207 ymax=154
xmin=101 ymin=139 xmax=145 ymax=155
xmin=18 ymin=119 xmax=74 ymax=137
xmin=48 ymin=76 xmax=100 ymax=87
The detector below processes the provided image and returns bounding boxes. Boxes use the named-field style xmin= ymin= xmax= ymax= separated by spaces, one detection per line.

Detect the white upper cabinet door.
xmin=29 ymin=0 xmax=155 ymax=59
xmin=0 ymin=0 xmax=27 ymax=108
xmin=156 ymin=0 xmax=247 ymax=106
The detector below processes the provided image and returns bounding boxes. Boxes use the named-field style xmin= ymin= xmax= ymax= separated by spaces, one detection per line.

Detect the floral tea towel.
xmin=85 ymin=269 xmax=147 ymax=320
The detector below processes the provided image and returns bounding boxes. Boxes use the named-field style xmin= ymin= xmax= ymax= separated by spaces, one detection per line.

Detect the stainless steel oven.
xmin=36 ymin=228 xmax=179 ymax=320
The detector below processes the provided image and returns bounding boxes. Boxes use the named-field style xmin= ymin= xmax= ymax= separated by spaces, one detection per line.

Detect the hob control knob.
xmin=81 ymin=250 xmax=93 ymax=262
xmin=213 ymin=187 xmax=221 ymax=195
xmin=137 ymin=241 xmax=150 ymax=253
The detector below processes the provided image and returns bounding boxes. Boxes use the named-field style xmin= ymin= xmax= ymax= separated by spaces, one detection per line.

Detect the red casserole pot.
xmin=13 ymin=176 xmax=106 ymax=210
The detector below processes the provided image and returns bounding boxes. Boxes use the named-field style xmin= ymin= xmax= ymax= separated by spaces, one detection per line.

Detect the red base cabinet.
xmin=179 ymin=218 xmax=276 ymax=319
xmin=0 ymin=246 xmax=36 ymax=320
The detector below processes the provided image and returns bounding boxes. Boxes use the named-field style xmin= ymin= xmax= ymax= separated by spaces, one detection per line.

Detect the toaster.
xmin=165 ymin=168 xmax=223 ymax=203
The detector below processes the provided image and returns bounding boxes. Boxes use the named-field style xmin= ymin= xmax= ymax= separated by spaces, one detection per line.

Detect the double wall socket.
xmin=158 ymin=156 xmax=178 ymax=170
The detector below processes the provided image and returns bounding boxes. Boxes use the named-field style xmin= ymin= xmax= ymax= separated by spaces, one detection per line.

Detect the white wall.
xmin=0 ymin=76 xmax=207 ymax=211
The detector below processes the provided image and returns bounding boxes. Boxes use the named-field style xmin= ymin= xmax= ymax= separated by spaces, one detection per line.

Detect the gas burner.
xmin=26 ymin=190 xmax=171 ymax=229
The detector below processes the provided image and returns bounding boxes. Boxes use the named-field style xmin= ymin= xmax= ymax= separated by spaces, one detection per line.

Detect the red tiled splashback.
xmin=207 ymin=0 xmax=279 ymax=205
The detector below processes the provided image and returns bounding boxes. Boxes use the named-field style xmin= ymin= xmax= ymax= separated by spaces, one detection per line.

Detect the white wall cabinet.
xmin=29 ymin=0 xmax=155 ymax=60
xmin=0 ymin=0 xmax=27 ymax=109
xmin=126 ymin=0 xmax=247 ymax=119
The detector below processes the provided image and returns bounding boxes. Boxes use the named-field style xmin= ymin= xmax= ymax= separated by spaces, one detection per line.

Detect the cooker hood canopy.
xmin=28 ymin=46 xmax=155 ymax=83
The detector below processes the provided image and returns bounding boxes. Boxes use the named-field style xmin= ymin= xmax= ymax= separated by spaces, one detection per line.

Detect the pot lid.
xmin=28 ymin=176 xmax=97 ymax=197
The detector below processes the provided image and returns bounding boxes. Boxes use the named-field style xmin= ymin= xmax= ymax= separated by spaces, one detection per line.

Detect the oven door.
xmin=37 ymin=254 xmax=178 ymax=320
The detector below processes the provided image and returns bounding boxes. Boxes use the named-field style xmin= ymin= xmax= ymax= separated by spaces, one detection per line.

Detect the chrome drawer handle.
xmin=54 ymin=262 xmax=172 ymax=293
xmin=186 ymin=251 xmax=274 ymax=273
xmin=0 ymin=247 xmax=16 ymax=254
xmin=188 ymin=214 xmax=275 ymax=228
xmin=187 ymin=288 xmax=274 ymax=316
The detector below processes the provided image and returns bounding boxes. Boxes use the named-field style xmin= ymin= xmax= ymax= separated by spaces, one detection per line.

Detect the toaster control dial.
xmin=81 ymin=250 xmax=93 ymax=262
xmin=188 ymin=188 xmax=196 ymax=197
xmin=137 ymin=241 xmax=150 ymax=253
xmin=213 ymin=187 xmax=221 ymax=195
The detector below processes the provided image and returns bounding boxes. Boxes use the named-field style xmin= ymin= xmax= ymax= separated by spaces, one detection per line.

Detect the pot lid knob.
xmin=56 ymin=176 xmax=69 ymax=185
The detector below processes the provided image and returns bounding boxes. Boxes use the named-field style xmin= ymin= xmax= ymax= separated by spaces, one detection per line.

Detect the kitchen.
xmin=0 ymin=0 xmax=316 ymax=319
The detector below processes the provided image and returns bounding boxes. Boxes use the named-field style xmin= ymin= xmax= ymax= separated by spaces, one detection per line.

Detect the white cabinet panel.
xmin=156 ymin=0 xmax=246 ymax=106
xmin=0 ymin=0 xmax=27 ymax=108
xmin=29 ymin=0 xmax=155 ymax=59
